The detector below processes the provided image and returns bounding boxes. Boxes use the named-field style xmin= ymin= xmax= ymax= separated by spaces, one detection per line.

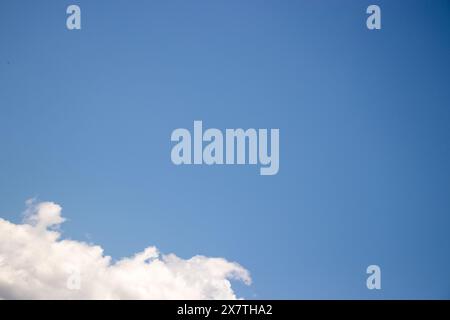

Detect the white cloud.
xmin=0 ymin=201 xmax=251 ymax=300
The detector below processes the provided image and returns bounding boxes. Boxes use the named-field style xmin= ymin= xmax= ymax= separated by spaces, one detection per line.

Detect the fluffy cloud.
xmin=0 ymin=201 xmax=251 ymax=300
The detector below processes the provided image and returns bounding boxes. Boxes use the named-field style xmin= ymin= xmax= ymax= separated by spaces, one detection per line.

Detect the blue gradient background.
xmin=0 ymin=0 xmax=449 ymax=298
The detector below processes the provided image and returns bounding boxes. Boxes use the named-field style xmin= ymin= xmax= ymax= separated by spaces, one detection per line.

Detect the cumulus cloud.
xmin=0 ymin=201 xmax=251 ymax=300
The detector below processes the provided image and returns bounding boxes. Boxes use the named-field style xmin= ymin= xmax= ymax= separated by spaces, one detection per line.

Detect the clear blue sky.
xmin=1 ymin=0 xmax=449 ymax=298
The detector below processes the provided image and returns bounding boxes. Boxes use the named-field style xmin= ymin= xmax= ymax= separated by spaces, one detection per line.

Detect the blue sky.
xmin=0 ymin=0 xmax=449 ymax=299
